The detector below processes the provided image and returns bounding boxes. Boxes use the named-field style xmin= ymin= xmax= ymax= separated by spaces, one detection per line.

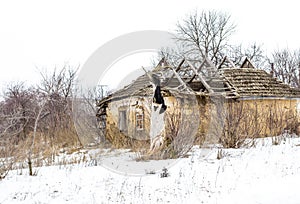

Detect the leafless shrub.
xmin=165 ymin=103 xmax=181 ymax=142
xmin=38 ymin=66 xmax=81 ymax=148
xmin=0 ymin=144 xmax=15 ymax=180
xmin=152 ymin=97 xmax=199 ymax=159
xmin=265 ymin=100 xmax=300 ymax=145
xmin=211 ymin=100 xmax=259 ymax=148
xmin=0 ymin=82 xmax=37 ymax=144
xmin=0 ymin=160 xmax=11 ymax=180
xmin=0 ymin=66 xmax=84 ymax=176
xmin=211 ymin=99 xmax=299 ymax=149
xmin=212 ymin=100 xmax=247 ymax=148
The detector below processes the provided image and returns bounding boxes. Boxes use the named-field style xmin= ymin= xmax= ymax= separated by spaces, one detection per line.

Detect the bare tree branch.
xmin=175 ymin=10 xmax=236 ymax=65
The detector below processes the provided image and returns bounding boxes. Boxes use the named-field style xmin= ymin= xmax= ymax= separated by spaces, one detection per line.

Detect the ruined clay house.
xmin=97 ymin=57 xmax=300 ymax=150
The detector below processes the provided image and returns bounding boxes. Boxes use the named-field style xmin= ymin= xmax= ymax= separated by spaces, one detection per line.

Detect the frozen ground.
xmin=1 ymin=136 xmax=300 ymax=204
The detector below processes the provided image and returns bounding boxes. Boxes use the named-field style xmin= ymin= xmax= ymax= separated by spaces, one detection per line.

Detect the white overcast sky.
xmin=0 ymin=0 xmax=300 ymax=91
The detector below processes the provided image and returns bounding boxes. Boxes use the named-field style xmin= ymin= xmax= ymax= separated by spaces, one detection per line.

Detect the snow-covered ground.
xmin=1 ymin=136 xmax=300 ymax=204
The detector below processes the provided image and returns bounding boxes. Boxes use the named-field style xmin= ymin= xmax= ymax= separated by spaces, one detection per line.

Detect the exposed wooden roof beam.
xmin=187 ymin=57 xmax=217 ymax=83
xmin=155 ymin=57 xmax=169 ymax=69
xmin=142 ymin=66 xmax=155 ymax=83
xmin=218 ymin=56 xmax=236 ymax=69
xmin=186 ymin=60 xmax=214 ymax=93
xmin=240 ymin=57 xmax=255 ymax=68
xmin=165 ymin=58 xmax=185 ymax=85
xmin=143 ymin=64 xmax=192 ymax=93
xmin=169 ymin=67 xmax=192 ymax=92
xmin=188 ymin=60 xmax=206 ymax=83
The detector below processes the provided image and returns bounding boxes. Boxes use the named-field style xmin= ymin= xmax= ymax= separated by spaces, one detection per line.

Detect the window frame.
xmin=136 ymin=112 xmax=144 ymax=131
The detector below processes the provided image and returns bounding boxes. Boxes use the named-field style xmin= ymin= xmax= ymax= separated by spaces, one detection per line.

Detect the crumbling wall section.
xmin=105 ymin=97 xmax=151 ymax=148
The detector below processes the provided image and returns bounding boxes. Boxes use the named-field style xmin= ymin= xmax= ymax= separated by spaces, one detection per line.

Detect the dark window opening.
xmin=119 ymin=110 xmax=127 ymax=132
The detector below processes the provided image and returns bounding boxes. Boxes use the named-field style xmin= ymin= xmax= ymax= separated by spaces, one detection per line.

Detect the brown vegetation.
xmin=210 ymin=99 xmax=299 ymax=149
xmin=0 ymin=67 xmax=82 ymax=177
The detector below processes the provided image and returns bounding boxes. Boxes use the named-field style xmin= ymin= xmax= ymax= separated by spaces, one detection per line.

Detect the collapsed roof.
xmin=97 ymin=57 xmax=300 ymax=109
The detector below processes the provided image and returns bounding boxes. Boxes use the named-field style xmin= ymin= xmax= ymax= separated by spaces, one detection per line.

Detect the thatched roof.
xmin=97 ymin=57 xmax=300 ymax=110
xmin=107 ymin=74 xmax=153 ymax=100
xmin=221 ymin=68 xmax=300 ymax=98
xmin=95 ymin=74 xmax=152 ymax=116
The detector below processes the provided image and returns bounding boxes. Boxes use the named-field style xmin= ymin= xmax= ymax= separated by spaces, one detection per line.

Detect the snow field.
xmin=1 ymin=136 xmax=300 ymax=203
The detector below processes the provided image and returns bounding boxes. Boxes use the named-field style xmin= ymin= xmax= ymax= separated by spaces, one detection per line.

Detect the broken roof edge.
xmin=97 ymin=56 xmax=300 ymax=107
xmin=96 ymin=86 xmax=201 ymax=106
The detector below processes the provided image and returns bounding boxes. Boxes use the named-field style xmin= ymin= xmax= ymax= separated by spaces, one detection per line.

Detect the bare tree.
xmin=267 ymin=48 xmax=300 ymax=88
xmin=37 ymin=66 xmax=80 ymax=143
xmin=0 ymin=66 xmax=83 ymax=176
xmin=155 ymin=10 xmax=264 ymax=68
xmin=0 ymin=82 xmax=37 ymax=143
xmin=27 ymin=95 xmax=48 ymax=176
xmin=220 ymin=43 xmax=265 ymax=67
xmin=38 ymin=65 xmax=77 ymax=99
xmin=0 ymin=83 xmax=40 ymax=176
xmin=175 ymin=10 xmax=236 ymax=65
xmin=154 ymin=46 xmax=185 ymax=67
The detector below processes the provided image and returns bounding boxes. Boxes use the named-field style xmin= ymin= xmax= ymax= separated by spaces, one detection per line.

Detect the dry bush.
xmin=149 ymin=98 xmax=199 ymax=159
xmin=218 ymin=101 xmax=247 ymax=148
xmin=0 ymin=143 xmax=15 ymax=180
xmin=0 ymin=82 xmax=38 ymax=144
xmin=211 ymin=100 xmax=262 ymax=148
xmin=0 ymin=67 xmax=84 ymax=176
xmin=135 ymin=97 xmax=199 ymax=161
xmin=211 ymin=99 xmax=299 ymax=149
xmin=0 ymin=133 xmax=29 ymax=179
xmin=264 ymin=101 xmax=300 ymax=145
xmin=195 ymin=97 xmax=210 ymax=145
